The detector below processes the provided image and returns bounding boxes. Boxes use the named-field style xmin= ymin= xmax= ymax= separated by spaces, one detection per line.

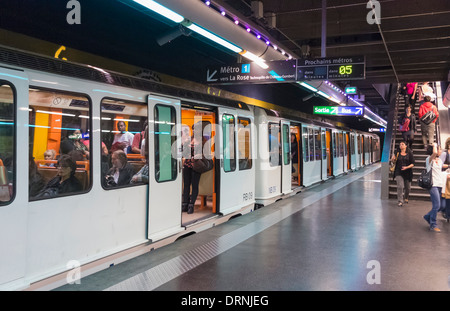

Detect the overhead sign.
xmin=313 ymin=106 xmax=364 ymax=116
xmin=345 ymin=86 xmax=357 ymax=94
xmin=205 ymin=55 xmax=365 ymax=84
xmin=369 ymin=128 xmax=386 ymax=133
xmin=206 ymin=59 xmax=297 ymax=84
xmin=297 ymin=56 xmax=365 ymax=81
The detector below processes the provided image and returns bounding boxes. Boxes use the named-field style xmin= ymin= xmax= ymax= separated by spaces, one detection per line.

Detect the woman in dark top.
xmin=398 ymin=105 xmax=416 ymax=150
xmin=391 ymin=141 xmax=415 ymax=206
xmin=38 ymin=154 xmax=82 ymax=198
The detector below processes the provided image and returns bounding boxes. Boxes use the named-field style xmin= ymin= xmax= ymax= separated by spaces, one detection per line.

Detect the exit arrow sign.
xmin=313 ymin=106 xmax=364 ymax=116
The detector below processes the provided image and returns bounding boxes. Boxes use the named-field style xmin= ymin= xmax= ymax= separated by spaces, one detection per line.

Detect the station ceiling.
xmin=1 ymin=0 xmax=449 ymax=130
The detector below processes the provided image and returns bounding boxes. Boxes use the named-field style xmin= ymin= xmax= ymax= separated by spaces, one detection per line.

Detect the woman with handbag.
xmin=423 ymin=143 xmax=447 ymax=232
xmin=181 ymin=122 xmax=206 ymax=215
xmin=391 ymin=141 xmax=415 ymax=206
xmin=398 ymin=106 xmax=416 ymax=150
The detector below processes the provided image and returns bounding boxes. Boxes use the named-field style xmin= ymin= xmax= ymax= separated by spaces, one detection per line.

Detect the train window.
xmin=343 ymin=133 xmax=347 ymax=156
xmin=358 ymin=135 xmax=361 ymax=154
xmin=154 ymin=105 xmax=177 ymax=182
xmin=350 ymin=134 xmax=355 ymax=155
xmin=101 ymin=98 xmax=148 ymax=189
xmin=332 ymin=133 xmax=337 ymax=158
xmin=321 ymin=130 xmax=327 ymax=160
xmin=0 ymin=83 xmax=15 ymax=206
xmin=29 ymin=88 xmax=91 ymax=200
xmin=282 ymin=124 xmax=290 ymax=165
xmin=338 ymin=133 xmax=344 ymax=157
xmin=302 ymin=127 xmax=309 ymax=163
xmin=268 ymin=122 xmax=280 ymax=167
xmin=237 ymin=117 xmax=252 ymax=170
xmin=308 ymin=128 xmax=314 ymax=162
xmin=222 ymin=114 xmax=236 ymax=172
xmin=314 ymin=129 xmax=321 ymax=161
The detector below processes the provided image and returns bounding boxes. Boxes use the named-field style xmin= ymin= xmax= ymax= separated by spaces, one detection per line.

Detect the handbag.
xmin=399 ymin=118 xmax=410 ymax=132
xmin=192 ymin=157 xmax=214 ymax=174
xmin=390 ymin=152 xmax=399 ymax=173
xmin=418 ymin=166 xmax=432 ymax=189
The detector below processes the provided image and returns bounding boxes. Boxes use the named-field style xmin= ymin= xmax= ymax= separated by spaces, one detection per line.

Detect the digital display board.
xmin=313 ymin=106 xmax=364 ymax=116
xmin=297 ymin=56 xmax=365 ymax=81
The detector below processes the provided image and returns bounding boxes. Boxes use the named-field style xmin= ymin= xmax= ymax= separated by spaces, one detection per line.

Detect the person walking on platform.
xmin=418 ymin=96 xmax=439 ymax=149
xmin=398 ymin=105 xmax=416 ymax=149
xmin=391 ymin=141 xmax=415 ymax=206
xmin=423 ymin=143 xmax=447 ymax=232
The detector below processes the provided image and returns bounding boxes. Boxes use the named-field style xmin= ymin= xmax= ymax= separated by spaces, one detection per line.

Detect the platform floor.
xmin=55 ymin=163 xmax=450 ymax=291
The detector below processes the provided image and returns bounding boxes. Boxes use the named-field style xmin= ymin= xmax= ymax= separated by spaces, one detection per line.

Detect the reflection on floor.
xmin=181 ymin=195 xmax=214 ymax=226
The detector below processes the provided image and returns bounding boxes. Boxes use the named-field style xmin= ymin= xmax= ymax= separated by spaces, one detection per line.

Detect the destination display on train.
xmin=205 ymin=56 xmax=365 ymax=84
xmin=313 ymin=106 xmax=364 ymax=116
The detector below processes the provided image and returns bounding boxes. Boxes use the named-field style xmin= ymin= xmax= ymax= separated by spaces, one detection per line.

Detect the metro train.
xmin=0 ymin=47 xmax=380 ymax=290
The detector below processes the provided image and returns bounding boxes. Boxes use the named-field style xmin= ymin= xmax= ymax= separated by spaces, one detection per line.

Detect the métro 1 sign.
xmin=313 ymin=106 xmax=364 ymax=116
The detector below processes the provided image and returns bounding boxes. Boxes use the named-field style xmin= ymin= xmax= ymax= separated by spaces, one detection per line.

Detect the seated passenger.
xmin=40 ymin=149 xmax=56 ymax=167
xmin=131 ymin=126 xmax=149 ymax=184
xmin=104 ymin=150 xmax=134 ymax=187
xmin=36 ymin=155 xmax=82 ymax=198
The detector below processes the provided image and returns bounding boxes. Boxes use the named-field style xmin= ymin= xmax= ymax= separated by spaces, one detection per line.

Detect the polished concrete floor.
xmin=55 ymin=164 xmax=450 ymax=291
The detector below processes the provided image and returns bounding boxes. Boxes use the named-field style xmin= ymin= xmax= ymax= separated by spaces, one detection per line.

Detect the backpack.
xmin=399 ymin=117 xmax=410 ymax=132
xmin=420 ymin=108 xmax=437 ymax=125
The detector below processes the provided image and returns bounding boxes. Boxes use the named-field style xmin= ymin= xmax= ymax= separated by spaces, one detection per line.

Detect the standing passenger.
xmin=182 ymin=123 xmax=204 ymax=214
xmin=391 ymin=141 xmax=415 ymax=206
xmin=111 ymin=121 xmax=134 ymax=154
xmin=423 ymin=143 xmax=446 ymax=232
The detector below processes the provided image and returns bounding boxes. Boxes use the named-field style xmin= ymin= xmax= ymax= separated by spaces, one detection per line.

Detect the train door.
xmin=321 ymin=129 xmax=327 ymax=180
xmin=281 ymin=120 xmax=292 ymax=194
xmin=290 ymin=125 xmax=300 ymax=188
xmin=218 ymin=107 xmax=255 ymax=215
xmin=180 ymin=107 xmax=216 ymax=225
xmin=346 ymin=133 xmax=351 ymax=171
xmin=343 ymin=132 xmax=348 ymax=173
xmin=147 ymin=94 xmax=183 ymax=242
xmin=326 ymin=129 xmax=332 ymax=177
xmin=0 ymin=69 xmax=29 ymax=289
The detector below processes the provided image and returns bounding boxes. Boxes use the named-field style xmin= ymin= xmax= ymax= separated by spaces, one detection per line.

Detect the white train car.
xmin=0 ymin=47 xmax=381 ymax=290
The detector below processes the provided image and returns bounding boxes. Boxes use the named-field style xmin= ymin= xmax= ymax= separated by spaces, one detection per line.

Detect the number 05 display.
xmin=339 ymin=65 xmax=353 ymax=75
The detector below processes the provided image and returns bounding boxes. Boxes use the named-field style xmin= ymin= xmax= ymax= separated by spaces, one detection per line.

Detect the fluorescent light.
xmin=186 ymin=23 xmax=243 ymax=53
xmin=298 ymin=82 xmax=318 ymax=92
xmin=239 ymin=50 xmax=268 ymax=69
xmin=36 ymin=110 xmax=76 ymax=117
xmin=133 ymin=0 xmax=184 ymax=23
xmin=317 ymin=91 xmax=331 ymax=99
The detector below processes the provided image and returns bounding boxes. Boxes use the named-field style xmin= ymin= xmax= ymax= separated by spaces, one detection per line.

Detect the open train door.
xmin=218 ymin=107 xmax=255 ymax=215
xmin=147 ymin=94 xmax=184 ymax=242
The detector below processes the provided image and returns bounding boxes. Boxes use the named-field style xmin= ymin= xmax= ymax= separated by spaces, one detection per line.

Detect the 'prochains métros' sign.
xmin=313 ymin=106 xmax=364 ymax=116
xmin=206 ymin=56 xmax=365 ymax=84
